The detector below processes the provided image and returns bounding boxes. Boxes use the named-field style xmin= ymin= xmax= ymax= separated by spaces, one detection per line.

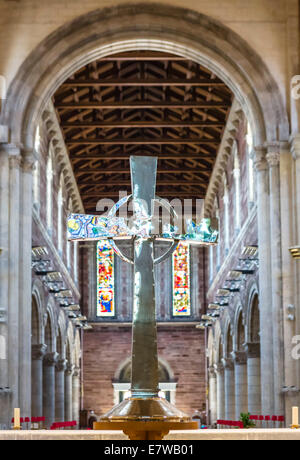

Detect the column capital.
xmin=44 ymin=352 xmax=59 ymax=367
xmin=222 ymin=357 xmax=234 ymax=370
xmin=65 ymin=363 xmax=75 ymax=376
xmin=244 ymin=342 xmax=260 ymax=358
xmin=290 ymin=134 xmax=300 ymax=160
xmin=254 ymin=145 xmax=268 ymax=171
xmin=214 ymin=363 xmax=224 ymax=373
xmin=208 ymin=366 xmax=216 ymax=378
xmin=73 ymin=366 xmax=80 ymax=378
xmin=56 ymin=358 xmax=67 ymax=373
xmin=21 ymin=152 xmax=35 ymax=172
xmin=9 ymin=154 xmax=22 ymax=169
xmin=32 ymin=343 xmax=47 ymax=360
xmin=231 ymin=351 xmax=247 ymax=365
xmin=266 ymin=152 xmax=280 ymax=167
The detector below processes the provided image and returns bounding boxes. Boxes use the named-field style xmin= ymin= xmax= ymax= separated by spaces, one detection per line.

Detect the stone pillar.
xmin=267 ymin=148 xmax=285 ymax=417
xmin=288 ymin=135 xmax=300 ymax=424
xmin=8 ymin=153 xmax=21 ymax=412
xmin=215 ymin=363 xmax=225 ymax=420
xmin=245 ymin=343 xmax=261 ymax=415
xmin=208 ymin=366 xmax=217 ymax=425
xmin=72 ymin=366 xmax=80 ymax=427
xmin=232 ymin=351 xmax=248 ymax=419
xmin=0 ymin=146 xmax=10 ymax=428
xmin=65 ymin=364 xmax=74 ymax=422
xmin=254 ymin=146 xmax=274 ymax=415
xmin=55 ymin=359 xmax=67 ymax=422
xmin=19 ymin=153 xmax=34 ymax=418
xmin=43 ymin=352 xmax=58 ymax=428
xmin=31 ymin=344 xmax=47 ymax=418
xmin=223 ymin=358 xmax=235 ymax=420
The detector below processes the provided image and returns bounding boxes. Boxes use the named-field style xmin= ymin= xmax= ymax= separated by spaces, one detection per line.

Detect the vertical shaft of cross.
xmin=130 ymin=156 xmax=159 ymax=397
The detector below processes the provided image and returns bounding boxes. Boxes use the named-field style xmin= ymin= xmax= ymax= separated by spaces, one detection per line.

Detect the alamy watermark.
xmin=95 ymin=193 xmax=205 ymax=235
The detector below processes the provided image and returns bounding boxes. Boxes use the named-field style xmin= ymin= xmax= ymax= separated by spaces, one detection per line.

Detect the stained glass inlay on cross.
xmin=172 ymin=242 xmax=191 ymax=316
xmin=97 ymin=240 xmax=114 ymax=317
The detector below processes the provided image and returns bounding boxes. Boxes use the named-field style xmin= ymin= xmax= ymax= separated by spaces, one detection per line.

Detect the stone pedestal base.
xmin=94 ymin=421 xmax=198 ymax=440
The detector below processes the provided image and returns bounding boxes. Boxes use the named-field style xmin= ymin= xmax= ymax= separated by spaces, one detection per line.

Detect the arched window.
xmin=57 ymin=175 xmax=63 ymax=254
xmin=246 ymin=121 xmax=255 ymax=207
xmin=113 ymin=359 xmax=176 ymax=404
xmin=233 ymin=141 xmax=241 ymax=233
xmin=172 ymin=241 xmax=191 ymax=316
xmin=46 ymin=148 xmax=53 ymax=232
xmin=96 ymin=240 xmax=115 ymax=317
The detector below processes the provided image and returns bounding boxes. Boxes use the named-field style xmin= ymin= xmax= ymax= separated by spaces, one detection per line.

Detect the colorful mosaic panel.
xmin=97 ymin=240 xmax=115 ymax=317
xmin=172 ymin=242 xmax=191 ymax=316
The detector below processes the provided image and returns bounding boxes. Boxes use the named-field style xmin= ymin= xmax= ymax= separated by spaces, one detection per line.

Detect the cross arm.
xmin=67 ymin=213 xmax=218 ymax=245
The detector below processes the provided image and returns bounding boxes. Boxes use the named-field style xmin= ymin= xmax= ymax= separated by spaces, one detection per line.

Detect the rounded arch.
xmin=65 ymin=321 xmax=75 ymax=366
xmin=114 ymin=355 xmax=174 ymax=382
xmin=56 ymin=310 xmax=67 ymax=358
xmin=44 ymin=310 xmax=55 ymax=353
xmin=74 ymin=329 xmax=81 ymax=368
xmin=234 ymin=305 xmax=246 ymax=352
xmin=1 ymin=3 xmax=288 ymax=151
xmin=223 ymin=316 xmax=234 ymax=359
xmin=31 ymin=282 xmax=45 ymax=345
xmin=249 ymin=292 xmax=260 ymax=344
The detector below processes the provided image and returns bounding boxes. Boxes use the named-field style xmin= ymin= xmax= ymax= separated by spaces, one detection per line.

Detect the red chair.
xmin=264 ymin=415 xmax=270 ymax=428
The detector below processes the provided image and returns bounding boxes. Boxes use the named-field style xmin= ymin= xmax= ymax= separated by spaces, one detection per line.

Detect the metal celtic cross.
xmin=67 ymin=156 xmax=218 ymax=405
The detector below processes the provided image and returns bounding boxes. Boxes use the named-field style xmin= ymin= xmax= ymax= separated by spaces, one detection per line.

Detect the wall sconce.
xmin=242 ymin=245 xmax=258 ymax=257
xmin=217 ymin=289 xmax=230 ymax=297
xmin=32 ymin=246 xmax=49 ymax=258
xmin=55 ymin=289 xmax=72 ymax=299
xmin=289 ymin=246 xmax=300 ymax=259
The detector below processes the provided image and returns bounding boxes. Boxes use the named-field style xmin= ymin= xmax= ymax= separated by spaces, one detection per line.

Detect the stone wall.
xmin=82 ymin=325 xmax=206 ymax=417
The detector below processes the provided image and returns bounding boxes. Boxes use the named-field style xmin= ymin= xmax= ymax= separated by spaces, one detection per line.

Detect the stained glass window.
xmin=97 ymin=240 xmax=115 ymax=317
xmin=172 ymin=242 xmax=191 ymax=316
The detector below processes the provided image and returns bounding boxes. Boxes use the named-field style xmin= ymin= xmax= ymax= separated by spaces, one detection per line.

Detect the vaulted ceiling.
xmin=53 ymin=51 xmax=233 ymax=214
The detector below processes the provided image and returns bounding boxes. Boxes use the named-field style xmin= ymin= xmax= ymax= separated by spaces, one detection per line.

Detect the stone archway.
xmin=1 ymin=3 xmax=289 ymax=150
xmin=0 ymin=2 xmax=290 ymax=421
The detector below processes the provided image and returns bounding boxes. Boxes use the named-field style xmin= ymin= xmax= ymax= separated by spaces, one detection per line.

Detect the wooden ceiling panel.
xmin=53 ymin=51 xmax=233 ymax=212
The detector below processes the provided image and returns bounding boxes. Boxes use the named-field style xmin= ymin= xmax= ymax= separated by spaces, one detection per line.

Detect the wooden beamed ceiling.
xmin=53 ymin=51 xmax=233 ymax=213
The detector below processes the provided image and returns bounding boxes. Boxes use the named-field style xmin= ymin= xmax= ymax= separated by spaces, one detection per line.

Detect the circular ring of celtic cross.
xmin=107 ymin=194 xmax=179 ymax=265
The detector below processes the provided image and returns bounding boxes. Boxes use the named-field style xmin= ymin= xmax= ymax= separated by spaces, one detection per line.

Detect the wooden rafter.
xmin=53 ymin=50 xmax=233 ymax=211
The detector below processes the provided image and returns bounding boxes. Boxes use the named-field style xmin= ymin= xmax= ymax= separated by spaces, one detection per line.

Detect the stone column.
xmin=288 ymin=135 xmax=300 ymax=424
xmin=19 ymin=153 xmax=34 ymax=418
xmin=232 ymin=351 xmax=248 ymax=419
xmin=254 ymin=146 xmax=274 ymax=415
xmin=215 ymin=363 xmax=225 ymax=420
xmin=267 ymin=148 xmax=285 ymax=417
xmin=8 ymin=153 xmax=21 ymax=412
xmin=0 ymin=147 xmax=10 ymax=428
xmin=55 ymin=359 xmax=67 ymax=422
xmin=31 ymin=344 xmax=47 ymax=417
xmin=43 ymin=352 xmax=58 ymax=428
xmin=223 ymin=358 xmax=235 ymax=420
xmin=65 ymin=364 xmax=74 ymax=422
xmin=72 ymin=366 xmax=80 ymax=427
xmin=208 ymin=366 xmax=217 ymax=425
xmin=245 ymin=343 xmax=261 ymax=415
